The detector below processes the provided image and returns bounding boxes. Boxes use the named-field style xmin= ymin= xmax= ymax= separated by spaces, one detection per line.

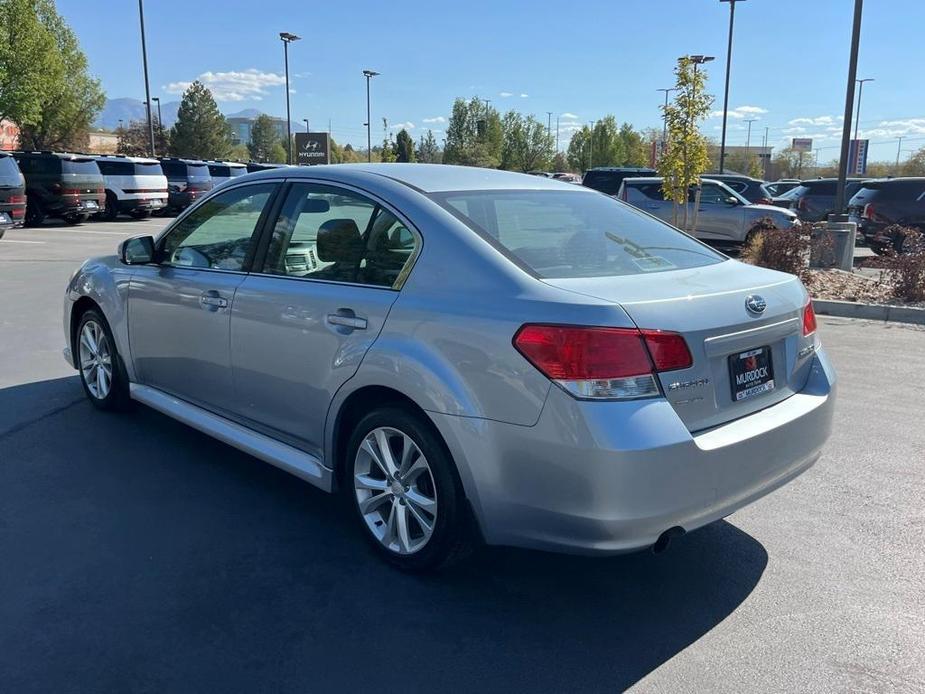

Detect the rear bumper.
xmin=116 ymin=194 xmax=167 ymax=213
xmin=430 ymin=346 xmax=836 ymax=555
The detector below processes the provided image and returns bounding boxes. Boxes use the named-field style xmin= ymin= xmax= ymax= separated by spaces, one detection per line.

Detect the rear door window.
xmin=61 ymin=159 xmax=101 ymax=176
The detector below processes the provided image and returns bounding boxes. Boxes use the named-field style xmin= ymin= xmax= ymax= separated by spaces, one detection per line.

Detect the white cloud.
xmin=422 ymin=116 xmax=446 ymax=124
xmin=710 ymin=105 xmax=768 ymax=120
xmin=499 ymin=91 xmax=513 ymax=97
xmin=163 ymin=69 xmax=287 ymax=102
xmin=390 ymin=121 xmax=415 ymax=130
xmin=788 ymin=115 xmax=842 ymax=126
xmin=783 ymin=126 xmax=806 ymax=134
xmin=520 ymin=93 xmax=529 ymax=98
xmin=560 ymin=112 xmax=578 ymax=119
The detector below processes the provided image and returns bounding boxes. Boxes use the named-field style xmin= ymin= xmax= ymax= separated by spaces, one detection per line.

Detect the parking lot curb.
xmin=812 ymin=298 xmax=925 ymax=325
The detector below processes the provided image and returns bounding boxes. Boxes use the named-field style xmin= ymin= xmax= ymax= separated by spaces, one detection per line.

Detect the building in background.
xmin=228 ymin=116 xmax=287 ymax=146
xmin=0 ymin=120 xmax=20 ymax=150
xmin=87 ymin=131 xmax=119 ymax=154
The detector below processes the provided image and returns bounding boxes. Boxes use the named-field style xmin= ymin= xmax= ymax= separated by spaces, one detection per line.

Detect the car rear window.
xmin=61 ymin=159 xmax=101 ymax=175
xmin=134 ymin=162 xmax=163 ymax=176
xmin=431 ymin=189 xmax=724 ymax=279
xmin=0 ymin=155 xmax=21 ymax=181
xmin=780 ymin=185 xmax=809 ymax=199
xmin=864 ymin=179 xmax=925 ymax=200
xmin=186 ymin=164 xmax=211 ymax=182
xmin=804 ymin=180 xmax=837 ymax=195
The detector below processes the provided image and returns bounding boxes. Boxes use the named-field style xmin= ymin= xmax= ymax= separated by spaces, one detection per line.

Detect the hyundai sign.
xmin=294 ymin=132 xmax=331 ymax=165
xmin=791 ymin=137 xmax=813 ymax=153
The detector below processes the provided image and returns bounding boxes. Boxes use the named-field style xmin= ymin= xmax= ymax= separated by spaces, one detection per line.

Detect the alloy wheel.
xmin=78 ymin=320 xmax=113 ymax=400
xmin=353 ymin=426 xmax=438 ymax=555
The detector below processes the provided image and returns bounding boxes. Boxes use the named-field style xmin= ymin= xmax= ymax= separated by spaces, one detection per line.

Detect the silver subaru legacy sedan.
xmin=63 ymin=164 xmax=836 ymax=570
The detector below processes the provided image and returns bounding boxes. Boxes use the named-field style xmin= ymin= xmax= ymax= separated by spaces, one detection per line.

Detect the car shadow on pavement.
xmin=0 ymin=377 xmax=768 ymax=694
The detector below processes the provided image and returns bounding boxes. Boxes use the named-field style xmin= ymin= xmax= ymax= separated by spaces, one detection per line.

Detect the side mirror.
xmin=726 ymin=196 xmax=740 ymax=206
xmin=119 ymin=235 xmax=156 ymax=264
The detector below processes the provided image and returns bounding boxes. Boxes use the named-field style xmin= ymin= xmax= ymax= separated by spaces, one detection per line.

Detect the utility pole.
xmin=588 ymin=120 xmax=595 ymax=171
xmin=138 ymin=0 xmax=155 ymax=157
xmin=763 ymin=126 xmax=769 ymax=179
xmin=152 ymin=97 xmax=162 ymax=130
xmin=835 ymin=0 xmax=864 ymax=214
xmin=546 ymin=111 xmax=552 ymax=141
xmin=555 ymin=115 xmax=560 ymax=153
xmin=279 ymin=32 xmax=300 ymax=165
xmin=853 ymin=77 xmax=874 ymax=143
xmin=896 ymin=136 xmax=903 ymax=170
xmin=363 ymin=69 xmax=379 ymax=162
xmin=718 ymin=0 xmax=745 ymax=173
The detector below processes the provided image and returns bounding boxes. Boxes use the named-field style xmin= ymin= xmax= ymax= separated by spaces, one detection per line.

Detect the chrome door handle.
xmin=199 ymin=294 xmax=228 ymax=309
xmin=326 ymin=313 xmax=367 ymax=330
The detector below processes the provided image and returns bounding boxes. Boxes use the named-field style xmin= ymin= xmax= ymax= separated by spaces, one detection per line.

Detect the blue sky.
xmin=58 ymin=0 xmax=925 ymax=163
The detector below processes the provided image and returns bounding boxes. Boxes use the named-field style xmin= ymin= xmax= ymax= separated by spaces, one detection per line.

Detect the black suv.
xmin=582 ymin=167 xmax=656 ymax=196
xmin=773 ymin=178 xmax=865 ymax=222
xmin=848 ymin=178 xmax=925 ymax=253
xmin=0 ymin=152 xmax=26 ymax=238
xmin=12 ymin=151 xmax=105 ymax=226
xmin=702 ymin=173 xmax=773 ymax=204
xmin=246 ymin=162 xmax=286 ymax=173
xmin=158 ymin=158 xmax=213 ymax=214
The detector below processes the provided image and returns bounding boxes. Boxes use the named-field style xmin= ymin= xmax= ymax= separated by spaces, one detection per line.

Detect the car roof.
xmin=12 ymin=150 xmax=96 ymax=161
xmin=242 ymin=163 xmax=588 ymax=193
xmin=158 ymin=157 xmax=209 ymax=166
xmin=94 ymin=154 xmax=160 ymax=164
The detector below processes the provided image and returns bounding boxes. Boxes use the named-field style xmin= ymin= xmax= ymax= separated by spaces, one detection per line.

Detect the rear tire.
xmin=75 ymin=308 xmax=132 ymax=411
xmin=130 ymin=209 xmax=151 ymax=220
xmin=102 ymin=193 xmax=119 ymax=221
xmin=64 ymin=213 xmax=89 ymax=226
xmin=24 ymin=198 xmax=45 ymax=227
xmin=346 ymin=407 xmax=473 ymax=571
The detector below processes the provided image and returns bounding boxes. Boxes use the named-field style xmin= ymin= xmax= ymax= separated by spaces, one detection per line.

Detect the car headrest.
xmin=316 ymin=219 xmax=364 ymax=263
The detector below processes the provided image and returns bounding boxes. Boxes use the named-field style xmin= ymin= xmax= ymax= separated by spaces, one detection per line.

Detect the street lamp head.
xmin=279 ymin=32 xmax=300 ymax=42
xmin=856 ymin=77 xmax=875 ymax=84
xmin=152 ymin=96 xmax=159 ymax=103
xmin=363 ymin=69 xmax=380 ymax=78
xmin=690 ymin=55 xmax=716 ymax=64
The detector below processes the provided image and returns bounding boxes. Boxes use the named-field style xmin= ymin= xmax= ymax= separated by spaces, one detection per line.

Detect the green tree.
xmin=567 ymin=126 xmax=591 ymax=171
xmin=551 ymin=151 xmax=569 ymax=172
xmin=17 ymin=0 xmax=104 ymax=151
xmin=417 ymin=129 xmax=440 ymax=163
xmin=228 ymin=143 xmax=250 ymax=162
xmin=117 ymin=119 xmax=168 ymax=157
xmin=772 ymin=147 xmax=811 ymax=178
xmin=380 ymin=118 xmax=396 ymax=162
xmin=500 ymin=111 xmax=552 ymax=172
xmin=902 ymin=147 xmax=925 ymax=176
xmin=657 ymin=56 xmax=714 ymax=230
xmin=267 ymin=141 xmax=287 ymax=164
xmin=395 ymin=128 xmax=415 ymax=162
xmin=443 ymin=97 xmax=502 ymax=168
xmin=169 ymin=81 xmax=232 ymax=160
xmin=247 ymin=114 xmax=279 ymax=162
xmin=0 ymin=0 xmax=59 ymax=127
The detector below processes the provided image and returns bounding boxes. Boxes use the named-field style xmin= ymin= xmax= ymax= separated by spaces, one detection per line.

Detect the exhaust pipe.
xmin=652 ymin=526 xmax=686 ymax=554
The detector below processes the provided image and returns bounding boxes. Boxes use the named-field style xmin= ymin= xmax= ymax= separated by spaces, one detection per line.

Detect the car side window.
xmin=160 ymin=183 xmax=275 ymax=271
xmin=696 ymin=184 xmax=727 ymax=205
xmin=262 ymin=183 xmax=419 ymax=288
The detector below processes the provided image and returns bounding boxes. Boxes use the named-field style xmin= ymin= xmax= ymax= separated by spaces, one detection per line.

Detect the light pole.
xmin=137 ymin=0 xmax=155 ymax=157
xmin=362 ymin=69 xmax=379 ymax=162
xmin=744 ymin=118 xmax=756 ymax=163
xmin=546 ymin=111 xmax=552 ymax=141
xmin=896 ymin=136 xmax=904 ymax=170
xmin=588 ymin=120 xmax=595 ymax=171
xmin=555 ymin=115 xmax=560 ymax=153
xmin=304 ymin=118 xmax=310 ymax=133
xmin=718 ymin=0 xmax=745 ymax=173
xmin=657 ymin=87 xmax=676 ymax=144
xmin=853 ymin=77 xmax=874 ymax=142
xmin=152 ymin=96 xmax=162 ymax=130
xmin=279 ymin=32 xmax=300 ymax=165
xmin=834 ymin=0 xmax=863 ymax=214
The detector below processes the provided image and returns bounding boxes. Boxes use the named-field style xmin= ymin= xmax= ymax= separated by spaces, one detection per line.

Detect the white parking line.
xmin=28 ymin=228 xmax=132 ymax=236
xmin=0 ymin=239 xmax=46 ymax=244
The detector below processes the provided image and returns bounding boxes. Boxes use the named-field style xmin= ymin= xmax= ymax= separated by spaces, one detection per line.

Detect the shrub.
xmin=741 ymin=218 xmax=810 ymax=277
xmin=878 ymin=227 xmax=925 ymax=302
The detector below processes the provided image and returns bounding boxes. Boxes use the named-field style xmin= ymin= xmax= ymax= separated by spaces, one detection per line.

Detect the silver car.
xmin=619 ymin=176 xmax=799 ymax=244
xmin=63 ymin=164 xmax=836 ymax=570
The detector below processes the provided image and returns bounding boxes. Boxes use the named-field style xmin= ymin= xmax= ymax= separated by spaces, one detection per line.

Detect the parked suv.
xmin=246 ymin=162 xmax=286 ymax=173
xmin=583 ymin=167 xmax=656 ymax=196
xmin=848 ymin=177 xmax=925 ymax=253
xmin=765 ymin=179 xmax=801 ymax=197
xmin=619 ymin=177 xmax=799 ymax=244
xmin=158 ymin=158 xmax=213 ymax=214
xmin=13 ymin=151 xmax=105 ymax=226
xmin=773 ymin=178 xmax=865 ymax=221
xmin=206 ymin=161 xmax=248 ymax=187
xmin=702 ymin=173 xmax=774 ymax=204
xmin=0 ymin=152 xmax=26 ymax=238
xmin=95 ymin=155 xmax=168 ymax=220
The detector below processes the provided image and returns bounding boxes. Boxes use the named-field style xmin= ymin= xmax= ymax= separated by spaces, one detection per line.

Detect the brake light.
xmin=8 ymin=195 xmax=25 ymax=204
xmin=513 ymin=324 xmax=692 ymax=400
xmin=802 ymin=301 xmax=817 ymax=337
xmin=60 ymin=187 xmax=81 ymax=196
xmin=863 ymin=203 xmax=875 ymax=220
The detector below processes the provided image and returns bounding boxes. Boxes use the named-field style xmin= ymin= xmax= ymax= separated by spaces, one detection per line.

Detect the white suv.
xmin=95 ymin=156 xmax=168 ymax=220
xmin=206 ymin=161 xmax=248 ymax=188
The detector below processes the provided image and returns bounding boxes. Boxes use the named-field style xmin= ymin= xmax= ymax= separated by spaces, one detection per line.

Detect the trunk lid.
xmin=544 ymin=260 xmax=816 ymax=432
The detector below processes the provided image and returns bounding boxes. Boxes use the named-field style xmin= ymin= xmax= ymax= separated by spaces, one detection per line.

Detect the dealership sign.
xmin=294 ymin=132 xmax=331 ymax=165
xmin=848 ymin=139 xmax=869 ymax=175
xmin=791 ymin=137 xmax=813 ymax=153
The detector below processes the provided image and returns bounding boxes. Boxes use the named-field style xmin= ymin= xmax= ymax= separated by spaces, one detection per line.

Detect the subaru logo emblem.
xmin=745 ymin=295 xmax=767 ymax=314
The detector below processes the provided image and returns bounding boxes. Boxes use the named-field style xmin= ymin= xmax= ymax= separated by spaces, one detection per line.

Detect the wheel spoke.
xmin=96 ymin=363 xmax=106 ymax=395
xmin=403 ymin=456 xmax=429 ymax=482
xmin=354 ymin=473 xmax=388 ymax=492
xmin=405 ymin=499 xmax=434 ymax=537
xmin=397 ymin=434 xmax=416 ymax=476
xmin=405 ymin=489 xmax=436 ymax=516
xmin=382 ymin=501 xmax=398 ymax=547
xmin=373 ymin=429 xmax=398 ymax=475
xmin=361 ymin=438 xmax=390 ymax=478
xmin=80 ymin=357 xmax=95 ymax=371
xmin=395 ymin=503 xmax=412 ymax=553
xmin=359 ymin=490 xmax=391 ymax=515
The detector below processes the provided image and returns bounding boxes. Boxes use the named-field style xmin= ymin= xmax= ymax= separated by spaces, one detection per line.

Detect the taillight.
xmin=60 ymin=187 xmax=80 ymax=196
xmin=513 ymin=324 xmax=692 ymax=400
xmin=8 ymin=195 xmax=25 ymax=204
xmin=863 ymin=203 xmax=875 ymax=220
xmin=802 ymin=301 xmax=817 ymax=337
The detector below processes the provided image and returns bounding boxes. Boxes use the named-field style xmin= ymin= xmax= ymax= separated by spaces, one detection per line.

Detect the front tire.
xmin=346 ymin=407 xmax=472 ymax=571
xmin=64 ymin=213 xmax=89 ymax=226
xmin=24 ymin=198 xmax=45 ymax=227
xmin=76 ymin=309 xmax=131 ymax=411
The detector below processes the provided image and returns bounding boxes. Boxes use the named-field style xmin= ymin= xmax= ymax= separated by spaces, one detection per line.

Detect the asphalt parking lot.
xmin=1 ymin=219 xmax=923 ymax=693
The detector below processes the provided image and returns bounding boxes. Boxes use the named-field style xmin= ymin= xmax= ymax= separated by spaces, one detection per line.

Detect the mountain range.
xmin=95 ymin=99 xmax=273 ymax=131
